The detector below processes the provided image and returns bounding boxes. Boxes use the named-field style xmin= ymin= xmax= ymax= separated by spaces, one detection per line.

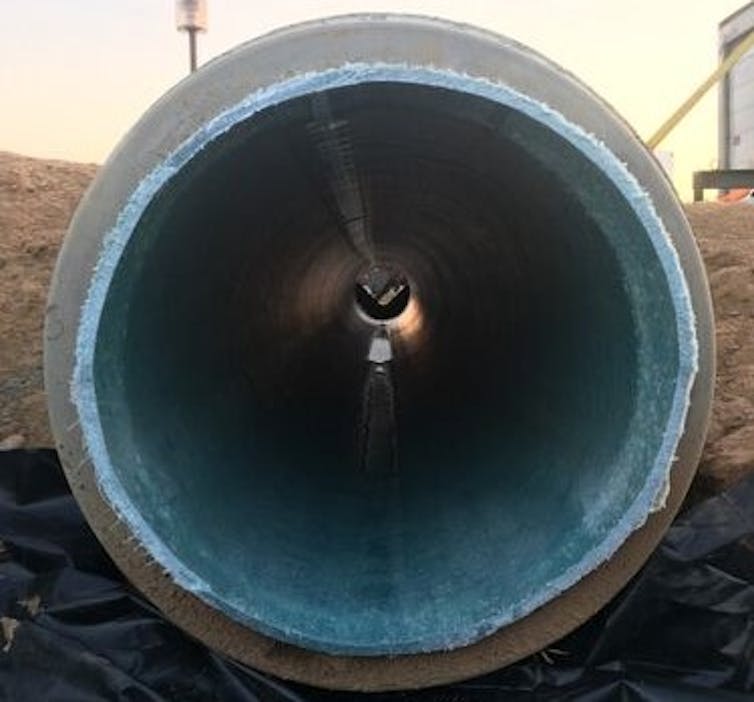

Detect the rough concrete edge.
xmin=71 ymin=63 xmax=698 ymax=655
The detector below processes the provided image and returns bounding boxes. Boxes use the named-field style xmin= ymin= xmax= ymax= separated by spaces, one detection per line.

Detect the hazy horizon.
xmin=0 ymin=0 xmax=744 ymax=200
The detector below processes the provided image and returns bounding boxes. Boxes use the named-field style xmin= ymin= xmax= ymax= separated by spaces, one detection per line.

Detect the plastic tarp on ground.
xmin=0 ymin=449 xmax=752 ymax=701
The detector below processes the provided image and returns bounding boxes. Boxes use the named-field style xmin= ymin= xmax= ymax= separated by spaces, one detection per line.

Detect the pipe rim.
xmin=45 ymin=13 xmax=714 ymax=690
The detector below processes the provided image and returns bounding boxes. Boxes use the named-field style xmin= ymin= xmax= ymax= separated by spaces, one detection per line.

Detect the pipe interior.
xmin=92 ymin=80 xmax=683 ymax=654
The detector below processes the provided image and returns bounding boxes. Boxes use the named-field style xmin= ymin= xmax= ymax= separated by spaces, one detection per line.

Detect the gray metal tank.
xmin=720 ymin=3 xmax=754 ymax=168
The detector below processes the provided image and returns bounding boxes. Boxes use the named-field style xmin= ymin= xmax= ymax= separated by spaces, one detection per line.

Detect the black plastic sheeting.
xmin=0 ymin=449 xmax=752 ymax=701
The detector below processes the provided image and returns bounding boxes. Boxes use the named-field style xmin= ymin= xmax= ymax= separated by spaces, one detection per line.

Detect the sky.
xmin=0 ymin=0 xmax=745 ymax=201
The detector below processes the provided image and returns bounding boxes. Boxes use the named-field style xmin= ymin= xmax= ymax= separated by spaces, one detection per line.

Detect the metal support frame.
xmin=692 ymin=168 xmax=754 ymax=201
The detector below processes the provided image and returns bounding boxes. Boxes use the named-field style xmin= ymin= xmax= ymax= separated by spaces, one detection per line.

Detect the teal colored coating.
xmin=72 ymin=65 xmax=698 ymax=655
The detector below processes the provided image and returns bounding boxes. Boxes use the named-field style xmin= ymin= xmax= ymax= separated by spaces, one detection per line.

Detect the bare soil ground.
xmin=688 ymin=203 xmax=754 ymax=497
xmin=0 ymin=152 xmax=97 ymax=449
xmin=0 ymin=151 xmax=752 ymax=497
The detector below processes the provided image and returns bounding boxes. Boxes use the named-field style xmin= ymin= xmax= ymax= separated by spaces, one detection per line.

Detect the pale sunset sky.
xmin=0 ymin=1 xmax=745 ymax=200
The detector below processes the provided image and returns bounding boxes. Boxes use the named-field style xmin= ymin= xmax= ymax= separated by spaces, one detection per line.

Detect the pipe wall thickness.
xmin=45 ymin=15 xmax=714 ymax=691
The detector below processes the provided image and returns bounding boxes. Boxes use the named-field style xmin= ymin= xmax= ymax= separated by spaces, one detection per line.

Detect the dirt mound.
xmin=0 ymin=152 xmax=97 ymax=448
xmin=687 ymin=203 xmax=754 ymax=496
xmin=0 ymin=151 xmax=752 ymax=496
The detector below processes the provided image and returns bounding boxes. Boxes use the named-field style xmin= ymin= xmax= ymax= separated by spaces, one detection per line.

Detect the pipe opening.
xmin=355 ymin=264 xmax=411 ymax=321
xmin=86 ymin=76 xmax=693 ymax=655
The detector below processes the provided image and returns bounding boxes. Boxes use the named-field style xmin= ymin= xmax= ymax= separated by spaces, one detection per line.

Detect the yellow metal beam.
xmin=647 ymin=29 xmax=754 ymax=150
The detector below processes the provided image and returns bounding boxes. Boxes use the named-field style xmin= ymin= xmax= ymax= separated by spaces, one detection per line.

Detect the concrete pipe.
xmin=45 ymin=15 xmax=714 ymax=691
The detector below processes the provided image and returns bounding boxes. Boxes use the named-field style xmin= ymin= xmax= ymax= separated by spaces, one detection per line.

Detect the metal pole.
xmin=647 ymin=29 xmax=754 ymax=149
xmin=188 ymin=27 xmax=198 ymax=73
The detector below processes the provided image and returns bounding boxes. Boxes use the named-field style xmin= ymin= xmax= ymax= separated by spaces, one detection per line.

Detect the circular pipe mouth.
xmin=355 ymin=264 xmax=411 ymax=322
xmin=71 ymin=65 xmax=698 ymax=657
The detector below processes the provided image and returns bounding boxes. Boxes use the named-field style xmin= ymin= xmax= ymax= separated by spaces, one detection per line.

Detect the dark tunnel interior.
xmin=92 ymin=81 xmax=682 ymax=654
